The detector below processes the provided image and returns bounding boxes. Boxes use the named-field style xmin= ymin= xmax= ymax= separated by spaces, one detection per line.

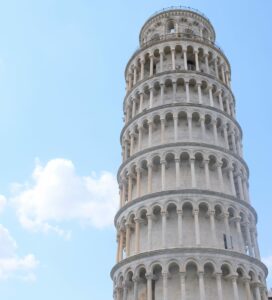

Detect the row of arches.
xmin=116 ymin=200 xmax=259 ymax=263
xmin=113 ymin=256 xmax=267 ymax=300
xmin=122 ymin=109 xmax=242 ymax=161
xmin=126 ymin=43 xmax=230 ymax=94
xmin=124 ymin=74 xmax=235 ymax=123
xmin=119 ymin=148 xmax=249 ymax=205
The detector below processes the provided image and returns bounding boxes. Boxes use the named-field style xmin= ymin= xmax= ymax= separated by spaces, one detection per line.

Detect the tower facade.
xmin=111 ymin=7 xmax=268 ymax=300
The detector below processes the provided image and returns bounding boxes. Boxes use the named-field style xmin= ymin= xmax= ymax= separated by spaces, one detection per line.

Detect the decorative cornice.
xmin=125 ymin=37 xmax=230 ymax=79
xmin=110 ymin=247 xmax=268 ymax=278
xmin=117 ymin=142 xmax=249 ymax=178
xmin=120 ymin=102 xmax=241 ymax=141
xmin=114 ymin=189 xmax=257 ymax=225
xmin=123 ymin=69 xmax=235 ymax=109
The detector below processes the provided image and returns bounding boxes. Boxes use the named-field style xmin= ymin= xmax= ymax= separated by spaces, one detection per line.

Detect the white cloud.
xmin=0 ymin=225 xmax=39 ymax=281
xmin=11 ymin=158 xmax=119 ymax=237
xmin=0 ymin=195 xmax=6 ymax=213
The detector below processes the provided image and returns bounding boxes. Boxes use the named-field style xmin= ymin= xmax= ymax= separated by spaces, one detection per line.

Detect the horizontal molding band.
xmin=110 ymin=247 xmax=267 ymax=278
xmin=120 ymin=102 xmax=242 ymax=142
xmin=114 ymin=189 xmax=257 ymax=225
xmin=123 ymin=69 xmax=235 ymax=110
xmin=124 ymin=37 xmax=230 ymax=80
xmin=117 ymin=142 xmax=249 ymax=179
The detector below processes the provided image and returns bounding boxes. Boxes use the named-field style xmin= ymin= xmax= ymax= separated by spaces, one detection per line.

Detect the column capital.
xmin=177 ymin=209 xmax=183 ymax=216
xmin=224 ymin=212 xmax=230 ymax=219
xmin=209 ymin=209 xmax=215 ymax=216
xmin=230 ymin=274 xmax=238 ymax=282
xmin=193 ymin=209 xmax=199 ymax=216
xmin=136 ymin=166 xmax=143 ymax=173
xmin=215 ymin=272 xmax=222 ymax=278
xmin=145 ymin=272 xmax=154 ymax=280
xmin=147 ymin=162 xmax=153 ymax=169
xmin=198 ymin=271 xmax=205 ymax=277
xmin=161 ymin=210 xmax=168 ymax=216
xmin=132 ymin=275 xmax=140 ymax=283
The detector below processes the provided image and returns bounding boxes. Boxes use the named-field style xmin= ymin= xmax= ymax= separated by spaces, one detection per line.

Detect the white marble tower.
xmin=111 ymin=6 xmax=268 ymax=300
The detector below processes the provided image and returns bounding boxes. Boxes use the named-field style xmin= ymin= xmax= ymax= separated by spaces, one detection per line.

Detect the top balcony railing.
xmin=133 ymin=32 xmax=224 ymax=56
xmin=148 ymin=5 xmax=210 ymax=22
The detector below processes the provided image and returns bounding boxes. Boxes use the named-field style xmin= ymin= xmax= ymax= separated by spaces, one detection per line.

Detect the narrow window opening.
xmin=223 ymin=234 xmax=228 ymax=249
xmin=167 ymin=21 xmax=175 ymax=34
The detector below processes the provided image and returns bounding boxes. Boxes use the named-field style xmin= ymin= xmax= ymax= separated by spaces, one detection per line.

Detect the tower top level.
xmin=139 ymin=6 xmax=216 ymax=47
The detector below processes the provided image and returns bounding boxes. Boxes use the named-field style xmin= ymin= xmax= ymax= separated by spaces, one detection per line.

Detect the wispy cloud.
xmin=0 ymin=225 xmax=39 ymax=281
xmin=11 ymin=158 xmax=119 ymax=238
xmin=0 ymin=195 xmax=6 ymax=213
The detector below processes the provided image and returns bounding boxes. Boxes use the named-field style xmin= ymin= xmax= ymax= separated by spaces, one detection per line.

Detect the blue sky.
xmin=0 ymin=0 xmax=271 ymax=299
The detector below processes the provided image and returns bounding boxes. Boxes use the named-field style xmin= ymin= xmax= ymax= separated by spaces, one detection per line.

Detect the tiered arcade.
xmin=111 ymin=7 xmax=268 ymax=300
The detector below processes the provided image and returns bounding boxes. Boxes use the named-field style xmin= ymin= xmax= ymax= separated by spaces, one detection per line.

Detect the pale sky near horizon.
xmin=0 ymin=1 xmax=271 ymax=299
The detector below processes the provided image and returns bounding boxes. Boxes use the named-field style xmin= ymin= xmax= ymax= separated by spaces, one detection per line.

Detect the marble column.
xmin=180 ymin=272 xmax=186 ymax=300
xmin=197 ymin=82 xmax=203 ymax=104
xmin=147 ymin=213 xmax=152 ymax=251
xmin=174 ymin=114 xmax=178 ymax=141
xmin=147 ymin=163 xmax=153 ymax=193
xmin=125 ymin=223 xmax=131 ymax=257
xmin=149 ymin=55 xmax=154 ymax=77
xmin=161 ymin=210 xmax=167 ymax=248
xmin=163 ymin=272 xmax=168 ymax=300
xmin=209 ymin=210 xmax=217 ymax=246
xmin=183 ymin=50 xmax=188 ymax=70
xmin=208 ymin=85 xmax=214 ymax=107
xmin=194 ymin=50 xmax=200 ymax=71
xmin=177 ymin=209 xmax=183 ymax=246
xmin=135 ymin=218 xmax=140 ymax=254
xmin=161 ymin=160 xmax=166 ymax=191
xmin=204 ymin=53 xmax=210 ymax=73
xmin=136 ymin=167 xmax=141 ymax=198
xmin=224 ymin=212 xmax=231 ymax=249
xmin=185 ymin=81 xmax=190 ymax=102
xmin=175 ymin=158 xmax=180 ymax=188
xmin=232 ymin=276 xmax=239 ymax=300
xmin=149 ymin=87 xmax=153 ymax=108
xmin=204 ymin=159 xmax=210 ymax=189
xmin=140 ymin=59 xmax=144 ymax=80
xmin=200 ymin=116 xmax=205 ymax=140
xmin=190 ymin=157 xmax=196 ymax=187
xmin=194 ymin=209 xmax=200 ymax=246
xmin=199 ymin=272 xmax=206 ymax=300
xmin=171 ymin=48 xmax=176 ymax=70
xmin=161 ymin=118 xmax=165 ymax=143
xmin=216 ymin=273 xmax=223 ymax=300
xmin=160 ymin=51 xmax=164 ymax=72
xmin=148 ymin=121 xmax=153 ymax=147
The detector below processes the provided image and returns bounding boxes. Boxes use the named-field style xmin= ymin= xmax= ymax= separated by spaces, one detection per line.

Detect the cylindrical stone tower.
xmin=111 ymin=6 xmax=268 ymax=300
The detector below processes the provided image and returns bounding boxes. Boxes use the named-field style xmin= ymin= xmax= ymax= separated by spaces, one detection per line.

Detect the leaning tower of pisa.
xmin=111 ymin=7 xmax=268 ymax=300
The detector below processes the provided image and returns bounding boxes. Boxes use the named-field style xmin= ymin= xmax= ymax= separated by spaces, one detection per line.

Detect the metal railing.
xmin=133 ymin=32 xmax=224 ymax=56
xmin=148 ymin=6 xmax=210 ymax=23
